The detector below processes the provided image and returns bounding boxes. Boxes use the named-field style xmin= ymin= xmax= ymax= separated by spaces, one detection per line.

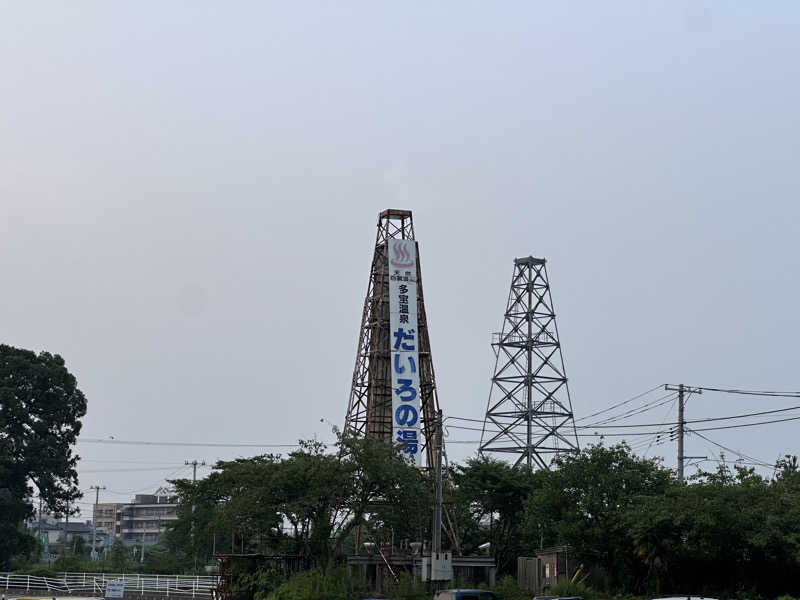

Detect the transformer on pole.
xmin=480 ymin=256 xmax=580 ymax=469
xmin=344 ymin=209 xmax=441 ymax=468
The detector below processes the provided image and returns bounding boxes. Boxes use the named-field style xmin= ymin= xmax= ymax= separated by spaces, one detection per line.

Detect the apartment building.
xmin=93 ymin=491 xmax=178 ymax=547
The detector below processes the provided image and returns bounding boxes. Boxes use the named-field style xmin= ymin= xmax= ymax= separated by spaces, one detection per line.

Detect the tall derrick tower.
xmin=344 ymin=209 xmax=441 ymax=468
xmin=480 ymin=256 xmax=580 ymax=469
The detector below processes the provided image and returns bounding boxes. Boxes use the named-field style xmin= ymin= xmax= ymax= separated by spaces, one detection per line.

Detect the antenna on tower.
xmin=480 ymin=256 xmax=580 ymax=469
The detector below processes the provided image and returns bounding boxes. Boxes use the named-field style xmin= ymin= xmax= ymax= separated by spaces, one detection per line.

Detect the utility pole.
xmin=432 ymin=410 xmax=443 ymax=556
xmin=665 ymin=384 xmax=703 ymax=483
xmin=186 ymin=460 xmax=206 ymax=572
xmin=64 ymin=501 xmax=69 ymax=555
xmin=430 ymin=409 xmax=444 ymax=591
xmin=185 ymin=459 xmax=206 ymax=484
xmin=38 ymin=495 xmax=44 ymax=553
xmin=89 ymin=485 xmax=106 ymax=560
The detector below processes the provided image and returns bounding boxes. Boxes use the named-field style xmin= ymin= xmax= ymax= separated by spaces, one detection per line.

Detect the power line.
xmin=696 ymin=386 xmax=800 ymax=398
xmin=574 ymin=384 xmax=665 ymax=423
xmin=642 ymin=394 xmax=680 ymax=457
xmin=104 ymin=466 xmax=193 ymax=496
xmin=79 ymin=458 xmax=192 ymax=465
xmin=447 ymin=416 xmax=488 ymax=424
xmin=582 ymin=392 xmax=678 ymax=427
xmin=447 ymin=424 xmax=669 ymax=438
xmin=584 ymin=392 xmax=676 ymax=426
xmin=701 ymin=458 xmax=768 ymax=467
xmin=689 ymin=414 xmax=800 ymax=433
xmin=687 ymin=429 xmax=771 ymax=466
xmin=448 ymin=403 xmax=800 ymax=435
xmin=573 ymin=404 xmax=800 ymax=429
xmin=78 ymin=438 xmax=314 ymax=448
xmin=79 ymin=466 xmax=189 ymax=473
xmin=448 ymin=423 xmax=667 ymax=436
xmin=447 ymin=391 xmax=674 ymax=428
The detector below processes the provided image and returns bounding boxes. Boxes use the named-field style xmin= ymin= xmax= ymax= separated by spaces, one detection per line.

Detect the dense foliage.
xmin=519 ymin=445 xmax=800 ymax=597
xmin=5 ymin=347 xmax=799 ymax=600
xmin=623 ymin=456 xmax=800 ymax=597
xmin=0 ymin=344 xmax=87 ymax=569
xmin=452 ymin=456 xmax=535 ymax=573
xmin=161 ymin=440 xmax=800 ymax=597
xmin=166 ymin=434 xmax=431 ymax=570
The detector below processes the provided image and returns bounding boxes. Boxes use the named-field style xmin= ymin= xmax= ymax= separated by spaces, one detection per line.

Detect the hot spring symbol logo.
xmin=390 ymin=241 xmax=415 ymax=268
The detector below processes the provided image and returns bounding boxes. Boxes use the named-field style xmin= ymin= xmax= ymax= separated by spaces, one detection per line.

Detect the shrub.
xmin=234 ymin=568 xmax=285 ymax=600
xmin=493 ymin=575 xmax=529 ymax=600
xmin=53 ymin=552 xmax=92 ymax=572
xmin=550 ymin=579 xmax=596 ymax=600
xmin=390 ymin=573 xmax=426 ymax=600
xmin=14 ymin=564 xmax=58 ymax=577
xmin=268 ymin=567 xmax=366 ymax=600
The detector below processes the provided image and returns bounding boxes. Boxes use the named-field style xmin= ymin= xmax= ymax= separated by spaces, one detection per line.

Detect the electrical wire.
xmin=690 ymin=414 xmax=800 ymax=432
xmin=78 ymin=438 xmax=315 ymax=448
xmin=448 ymin=389 xmax=673 ymax=429
xmin=447 ymin=423 xmax=669 ymax=438
xmin=642 ymin=395 xmax=680 ymax=457
xmin=697 ymin=386 xmax=800 ymax=398
xmin=79 ymin=458 xmax=192 ymax=465
xmin=688 ymin=429 xmax=773 ymax=467
xmin=582 ymin=392 xmax=678 ymax=427
xmin=574 ymin=384 xmax=665 ymax=422
xmin=79 ymin=465 xmax=189 ymax=473
xmin=447 ymin=403 xmax=800 ymax=436
xmin=570 ymin=404 xmax=800 ymax=429
xmin=447 ymin=416 xmax=487 ymax=424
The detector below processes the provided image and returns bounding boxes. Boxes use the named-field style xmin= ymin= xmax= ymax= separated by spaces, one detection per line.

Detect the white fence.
xmin=0 ymin=572 xmax=219 ymax=597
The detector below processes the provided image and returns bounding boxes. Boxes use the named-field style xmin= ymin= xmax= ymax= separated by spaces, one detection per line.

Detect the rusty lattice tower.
xmin=344 ymin=209 xmax=441 ymax=467
xmin=480 ymin=256 xmax=580 ymax=469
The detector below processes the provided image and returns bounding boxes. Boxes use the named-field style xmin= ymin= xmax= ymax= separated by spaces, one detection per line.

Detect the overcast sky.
xmin=2 ymin=2 xmax=799 ymax=517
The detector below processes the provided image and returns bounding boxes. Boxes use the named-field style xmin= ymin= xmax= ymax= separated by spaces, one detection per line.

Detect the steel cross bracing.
xmin=343 ymin=209 xmax=441 ymax=468
xmin=480 ymin=256 xmax=580 ymax=469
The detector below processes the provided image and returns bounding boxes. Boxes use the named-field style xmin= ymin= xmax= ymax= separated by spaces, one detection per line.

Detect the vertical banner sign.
xmin=388 ymin=239 xmax=421 ymax=466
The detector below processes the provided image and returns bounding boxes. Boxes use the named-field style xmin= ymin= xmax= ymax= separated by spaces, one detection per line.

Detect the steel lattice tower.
xmin=344 ymin=209 xmax=441 ymax=468
xmin=480 ymin=256 xmax=580 ymax=469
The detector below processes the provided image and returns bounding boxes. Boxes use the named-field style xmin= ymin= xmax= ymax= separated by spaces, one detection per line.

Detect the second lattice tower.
xmin=480 ymin=256 xmax=580 ymax=469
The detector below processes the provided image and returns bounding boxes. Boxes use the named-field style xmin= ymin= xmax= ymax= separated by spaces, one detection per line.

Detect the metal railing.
xmin=0 ymin=572 xmax=219 ymax=597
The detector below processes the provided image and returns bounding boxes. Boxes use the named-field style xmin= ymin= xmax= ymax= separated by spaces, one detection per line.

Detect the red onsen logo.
xmin=390 ymin=242 xmax=415 ymax=268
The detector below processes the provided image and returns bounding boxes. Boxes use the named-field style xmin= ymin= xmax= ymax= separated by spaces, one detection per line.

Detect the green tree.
xmin=452 ymin=456 xmax=537 ymax=574
xmin=625 ymin=459 xmax=800 ymax=597
xmin=0 ymin=345 xmax=87 ymax=569
xmin=140 ymin=539 xmax=193 ymax=574
xmin=328 ymin=433 xmax=430 ymax=565
xmin=73 ymin=535 xmax=86 ymax=556
xmin=53 ymin=550 xmax=91 ymax=572
xmin=521 ymin=443 xmax=672 ymax=590
xmin=169 ymin=433 xmax=428 ymax=572
xmin=108 ymin=539 xmax=131 ymax=572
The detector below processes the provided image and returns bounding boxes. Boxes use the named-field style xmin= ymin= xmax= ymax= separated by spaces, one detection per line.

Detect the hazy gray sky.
xmin=2 ymin=2 xmax=799 ymax=517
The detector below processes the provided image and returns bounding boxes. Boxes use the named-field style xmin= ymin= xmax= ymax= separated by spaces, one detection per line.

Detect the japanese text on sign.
xmin=388 ymin=239 xmax=421 ymax=466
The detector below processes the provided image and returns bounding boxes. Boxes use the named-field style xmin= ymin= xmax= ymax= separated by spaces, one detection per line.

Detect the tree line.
xmin=5 ymin=342 xmax=800 ymax=597
xmin=163 ymin=435 xmax=800 ymax=598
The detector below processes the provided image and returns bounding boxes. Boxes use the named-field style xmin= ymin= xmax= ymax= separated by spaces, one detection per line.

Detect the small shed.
xmin=517 ymin=545 xmax=573 ymax=594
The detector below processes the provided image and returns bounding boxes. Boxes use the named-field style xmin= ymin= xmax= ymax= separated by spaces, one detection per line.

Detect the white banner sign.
xmin=388 ymin=239 xmax=421 ymax=466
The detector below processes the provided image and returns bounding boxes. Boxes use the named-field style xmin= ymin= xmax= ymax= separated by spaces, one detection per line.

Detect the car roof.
xmin=650 ymin=597 xmax=719 ymax=600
